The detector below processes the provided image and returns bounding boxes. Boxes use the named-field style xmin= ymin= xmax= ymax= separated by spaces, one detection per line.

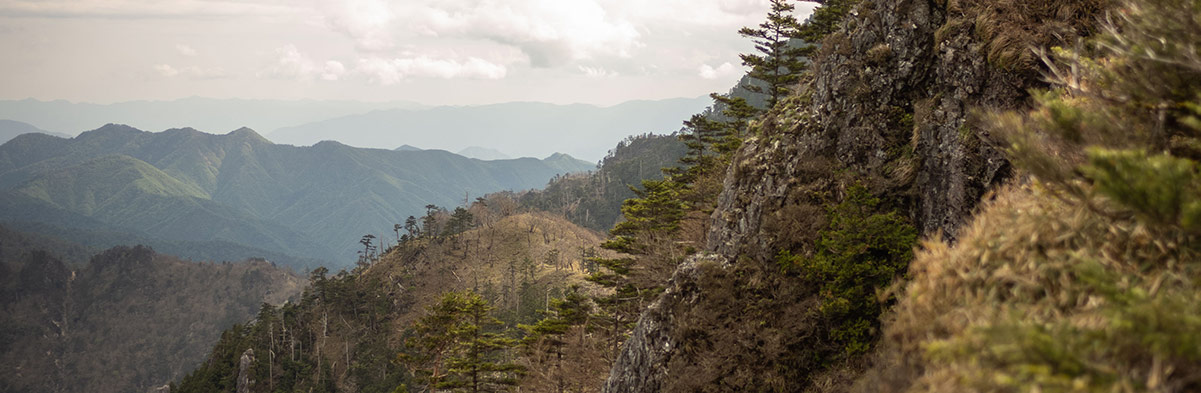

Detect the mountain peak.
xmin=394 ymin=144 xmax=422 ymax=151
xmin=91 ymin=123 xmax=143 ymax=135
xmin=543 ymin=152 xmax=573 ymax=161
xmin=227 ymin=127 xmax=270 ymax=144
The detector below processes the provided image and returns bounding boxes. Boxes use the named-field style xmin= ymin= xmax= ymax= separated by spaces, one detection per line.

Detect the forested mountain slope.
xmin=0 ymin=125 xmax=593 ymax=268
xmin=0 ymin=229 xmax=305 ymax=393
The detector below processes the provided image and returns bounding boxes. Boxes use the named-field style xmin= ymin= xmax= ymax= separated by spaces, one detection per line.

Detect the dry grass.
xmin=874 ymin=182 xmax=1201 ymax=392
xmin=941 ymin=0 xmax=1110 ymax=71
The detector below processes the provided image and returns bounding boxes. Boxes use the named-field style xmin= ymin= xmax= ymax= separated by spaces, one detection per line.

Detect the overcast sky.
xmin=0 ymin=0 xmax=816 ymax=106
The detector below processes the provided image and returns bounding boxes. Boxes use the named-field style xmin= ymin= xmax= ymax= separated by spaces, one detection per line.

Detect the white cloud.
xmin=376 ymin=0 xmax=643 ymax=67
xmin=175 ymin=44 xmax=197 ymax=57
xmin=355 ymin=56 xmax=507 ymax=85
xmin=698 ymin=62 xmax=739 ymax=79
xmin=153 ymin=64 xmax=228 ymax=79
xmin=260 ymin=44 xmax=346 ymax=81
xmin=578 ymin=65 xmax=617 ymax=78
xmin=0 ymin=0 xmax=299 ymax=18
xmin=315 ymin=0 xmax=394 ymax=51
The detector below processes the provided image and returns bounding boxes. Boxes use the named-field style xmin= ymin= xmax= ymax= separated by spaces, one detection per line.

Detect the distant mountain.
xmin=394 ymin=144 xmax=423 ymax=151
xmin=269 ymin=97 xmax=710 ymax=162
xmin=0 ymin=124 xmax=594 ymax=268
xmin=457 ymin=146 xmax=512 ymax=160
xmin=0 ymin=119 xmax=70 ymax=143
xmin=0 ymin=98 xmax=424 ymax=137
xmin=0 ymin=235 xmax=304 ymax=393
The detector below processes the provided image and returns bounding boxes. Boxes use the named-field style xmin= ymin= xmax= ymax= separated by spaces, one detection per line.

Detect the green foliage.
xmin=603 ymin=179 xmax=687 ymax=255
xmin=779 ymin=185 xmax=916 ymax=356
xmin=1082 ymin=148 xmax=1201 ymax=231
xmin=738 ymin=0 xmax=810 ymax=109
xmin=401 ymin=291 xmax=524 ymax=393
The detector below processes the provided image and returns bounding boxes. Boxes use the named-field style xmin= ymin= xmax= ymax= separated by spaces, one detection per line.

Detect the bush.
xmin=779 ymin=184 xmax=916 ymax=356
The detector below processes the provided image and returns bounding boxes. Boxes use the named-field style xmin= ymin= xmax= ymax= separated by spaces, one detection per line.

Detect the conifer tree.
xmin=738 ymin=0 xmax=808 ymax=109
xmin=520 ymin=285 xmax=592 ymax=393
xmin=401 ymin=291 xmax=523 ymax=393
xmin=440 ymin=293 xmax=523 ymax=393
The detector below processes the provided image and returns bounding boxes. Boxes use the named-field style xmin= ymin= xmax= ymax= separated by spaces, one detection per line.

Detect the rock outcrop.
xmin=603 ymin=0 xmax=1092 ymax=390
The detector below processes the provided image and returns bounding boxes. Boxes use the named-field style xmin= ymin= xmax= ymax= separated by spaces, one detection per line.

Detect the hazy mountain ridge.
xmin=0 ymin=98 xmax=425 ymax=137
xmin=0 ymin=119 xmax=70 ymax=144
xmin=0 ymin=124 xmax=594 ymax=267
xmin=269 ymin=97 xmax=710 ymax=162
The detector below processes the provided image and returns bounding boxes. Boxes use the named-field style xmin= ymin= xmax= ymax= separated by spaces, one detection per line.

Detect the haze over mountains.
xmin=0 ymin=97 xmax=709 ymax=162
xmin=0 ymin=124 xmax=594 ymax=269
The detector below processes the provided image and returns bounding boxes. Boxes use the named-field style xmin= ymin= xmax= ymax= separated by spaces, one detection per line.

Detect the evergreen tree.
xmin=440 ymin=294 xmax=523 ymax=392
xmin=738 ymin=0 xmax=808 ymax=109
xmin=404 ymin=216 xmax=421 ymax=239
xmin=602 ymin=179 xmax=687 ymax=256
xmin=401 ymin=292 xmax=470 ymax=390
xmin=520 ymin=285 xmax=592 ymax=393
xmin=401 ymin=291 xmax=523 ymax=393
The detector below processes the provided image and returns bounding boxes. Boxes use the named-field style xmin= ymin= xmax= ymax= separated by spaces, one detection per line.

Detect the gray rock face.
xmin=603 ymin=254 xmax=730 ymax=393
xmin=237 ymin=348 xmax=255 ymax=393
xmin=606 ymin=0 xmax=1042 ymax=390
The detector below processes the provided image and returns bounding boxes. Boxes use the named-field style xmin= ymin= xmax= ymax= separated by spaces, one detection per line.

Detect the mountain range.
xmin=0 ymin=124 xmax=594 ymax=268
xmin=0 ymin=98 xmax=423 ymax=138
xmin=267 ymin=98 xmax=709 ymax=161
xmin=0 ymin=97 xmax=709 ymax=162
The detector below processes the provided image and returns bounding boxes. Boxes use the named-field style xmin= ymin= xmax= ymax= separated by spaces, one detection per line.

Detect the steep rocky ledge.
xmin=605 ymin=0 xmax=1102 ymax=390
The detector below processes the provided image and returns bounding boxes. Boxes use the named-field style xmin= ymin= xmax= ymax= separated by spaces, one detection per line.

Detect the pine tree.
xmin=439 ymin=293 xmax=524 ymax=393
xmin=603 ymin=179 xmax=687 ymax=256
xmin=401 ymin=291 xmax=523 ymax=393
xmin=401 ymin=292 xmax=470 ymax=390
xmin=520 ymin=285 xmax=592 ymax=393
xmin=738 ymin=0 xmax=808 ymax=109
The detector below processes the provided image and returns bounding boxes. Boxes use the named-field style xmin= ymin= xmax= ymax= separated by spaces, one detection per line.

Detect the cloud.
xmin=385 ymin=0 xmax=642 ymax=67
xmin=153 ymin=64 xmax=228 ymax=79
xmin=260 ymin=44 xmax=346 ymax=81
xmin=578 ymin=65 xmax=617 ymax=78
xmin=315 ymin=0 xmax=394 ymax=51
xmin=0 ymin=0 xmax=299 ymax=19
xmin=698 ymin=62 xmax=740 ymax=79
xmin=355 ymin=56 xmax=507 ymax=85
xmin=175 ymin=44 xmax=197 ymax=56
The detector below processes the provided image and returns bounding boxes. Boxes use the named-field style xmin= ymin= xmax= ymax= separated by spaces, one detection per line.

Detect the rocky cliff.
xmin=605 ymin=0 xmax=1107 ymax=391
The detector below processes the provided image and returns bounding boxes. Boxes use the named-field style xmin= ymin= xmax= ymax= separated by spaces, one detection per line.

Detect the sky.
xmin=0 ymin=0 xmax=817 ymax=106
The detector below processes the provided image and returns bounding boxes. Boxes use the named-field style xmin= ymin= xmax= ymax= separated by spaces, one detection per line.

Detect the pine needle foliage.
xmin=738 ymin=0 xmax=809 ymax=109
xmin=401 ymin=291 xmax=524 ymax=393
xmin=779 ymin=184 xmax=917 ymax=357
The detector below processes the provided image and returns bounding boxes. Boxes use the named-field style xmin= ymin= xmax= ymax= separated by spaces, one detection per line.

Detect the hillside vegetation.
xmin=0 ymin=125 xmax=593 ymax=268
xmin=0 ymin=232 xmax=305 ymax=393
xmin=176 ymin=204 xmax=617 ymax=393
